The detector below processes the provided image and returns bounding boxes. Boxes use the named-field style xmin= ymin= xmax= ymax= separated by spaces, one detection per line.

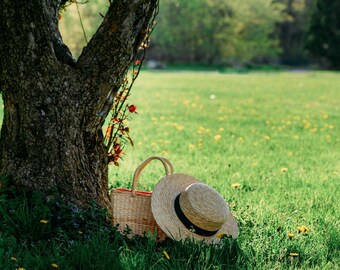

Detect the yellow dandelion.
xmin=218 ymin=127 xmax=224 ymax=132
xmin=162 ymin=139 xmax=170 ymax=145
xmin=10 ymin=257 xmax=17 ymax=261
xmin=17 ymin=268 xmax=26 ymax=270
xmin=304 ymin=122 xmax=311 ymax=129
xmin=264 ymin=136 xmax=270 ymax=140
xmin=216 ymin=232 xmax=228 ymax=239
xmin=231 ymin=182 xmax=241 ymax=188
xmin=287 ymin=233 xmax=295 ymax=239
xmin=197 ymin=127 xmax=203 ymax=134
xmin=289 ymin=253 xmax=299 ymax=257
xmin=51 ymin=263 xmax=59 ymax=269
xmin=40 ymin=219 xmax=48 ymax=224
xmin=297 ymin=225 xmax=310 ymax=234
xmin=161 ymin=151 xmax=169 ymax=156
xmin=163 ymin=251 xmax=170 ymax=260
xmin=188 ymin=144 xmax=195 ymax=150
xmin=214 ymin=134 xmax=221 ymax=141
xmin=183 ymin=99 xmax=190 ymax=106
xmin=175 ymin=125 xmax=184 ymax=131
xmin=322 ymin=113 xmax=329 ymax=119
xmin=281 ymin=167 xmax=288 ymax=173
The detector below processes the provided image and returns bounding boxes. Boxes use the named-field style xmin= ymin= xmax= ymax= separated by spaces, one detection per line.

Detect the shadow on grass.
xmin=0 ymin=176 xmax=243 ymax=270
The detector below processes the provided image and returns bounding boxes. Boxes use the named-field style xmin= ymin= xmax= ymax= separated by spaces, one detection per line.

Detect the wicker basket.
xmin=110 ymin=156 xmax=173 ymax=240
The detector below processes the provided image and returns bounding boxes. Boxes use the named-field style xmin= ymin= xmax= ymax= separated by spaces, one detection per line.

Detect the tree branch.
xmin=0 ymin=0 xmax=58 ymax=87
xmin=0 ymin=0 xmax=75 ymax=93
xmin=76 ymin=0 xmax=159 ymax=128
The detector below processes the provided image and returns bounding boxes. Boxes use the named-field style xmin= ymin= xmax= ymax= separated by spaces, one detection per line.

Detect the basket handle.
xmin=132 ymin=156 xmax=174 ymax=194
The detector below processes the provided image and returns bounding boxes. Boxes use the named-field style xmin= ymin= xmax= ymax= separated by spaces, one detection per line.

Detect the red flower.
xmin=128 ymin=105 xmax=137 ymax=113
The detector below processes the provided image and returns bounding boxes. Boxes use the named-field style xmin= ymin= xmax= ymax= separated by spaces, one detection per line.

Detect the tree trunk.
xmin=0 ymin=0 xmax=158 ymax=209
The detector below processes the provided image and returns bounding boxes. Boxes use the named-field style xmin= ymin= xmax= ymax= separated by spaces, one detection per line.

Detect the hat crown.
xmin=179 ymin=183 xmax=230 ymax=232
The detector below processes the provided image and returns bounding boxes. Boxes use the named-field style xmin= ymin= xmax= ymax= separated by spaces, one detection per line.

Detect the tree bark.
xmin=0 ymin=0 xmax=158 ymax=209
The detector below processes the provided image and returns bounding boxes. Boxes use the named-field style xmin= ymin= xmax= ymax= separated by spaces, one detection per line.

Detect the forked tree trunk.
xmin=0 ymin=0 xmax=158 ymax=209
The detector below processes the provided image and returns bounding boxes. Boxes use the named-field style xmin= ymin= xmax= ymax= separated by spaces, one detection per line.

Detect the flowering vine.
xmin=104 ymin=11 xmax=158 ymax=166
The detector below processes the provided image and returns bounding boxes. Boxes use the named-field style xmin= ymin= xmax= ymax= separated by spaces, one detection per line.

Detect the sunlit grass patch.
xmin=109 ymin=71 xmax=340 ymax=269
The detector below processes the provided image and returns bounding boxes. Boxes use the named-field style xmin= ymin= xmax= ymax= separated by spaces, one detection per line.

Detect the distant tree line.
xmin=304 ymin=0 xmax=340 ymax=69
xmin=149 ymin=0 xmax=283 ymax=67
xmin=60 ymin=0 xmax=340 ymax=68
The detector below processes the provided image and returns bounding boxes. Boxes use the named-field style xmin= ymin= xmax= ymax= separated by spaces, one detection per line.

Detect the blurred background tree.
xmin=274 ymin=0 xmax=314 ymax=66
xmin=149 ymin=0 xmax=284 ymax=66
xmin=59 ymin=0 xmax=108 ymax=58
xmin=59 ymin=0 xmax=339 ymax=69
xmin=305 ymin=0 xmax=340 ymax=69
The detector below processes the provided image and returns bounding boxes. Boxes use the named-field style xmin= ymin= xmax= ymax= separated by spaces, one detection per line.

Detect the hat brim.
xmin=151 ymin=173 xmax=239 ymax=243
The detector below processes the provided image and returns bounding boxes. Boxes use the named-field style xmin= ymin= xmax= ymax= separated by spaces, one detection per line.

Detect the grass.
xmin=1 ymin=71 xmax=339 ymax=269
xmin=109 ymin=71 xmax=340 ymax=269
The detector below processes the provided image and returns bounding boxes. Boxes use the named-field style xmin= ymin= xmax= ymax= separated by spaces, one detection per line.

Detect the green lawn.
xmin=1 ymin=71 xmax=339 ymax=269
xmin=109 ymin=71 xmax=340 ymax=269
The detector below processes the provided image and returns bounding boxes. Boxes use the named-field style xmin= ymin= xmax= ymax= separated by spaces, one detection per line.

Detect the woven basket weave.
xmin=110 ymin=156 xmax=172 ymax=240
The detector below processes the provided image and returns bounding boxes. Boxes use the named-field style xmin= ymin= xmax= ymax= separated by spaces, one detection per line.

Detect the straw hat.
xmin=151 ymin=173 xmax=238 ymax=243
